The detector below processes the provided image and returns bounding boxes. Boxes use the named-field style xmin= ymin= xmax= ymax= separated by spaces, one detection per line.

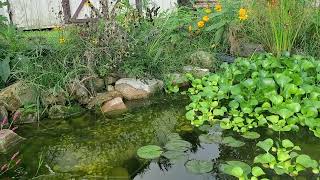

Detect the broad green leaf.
xmin=137 ymin=145 xmax=163 ymax=159
xmin=222 ymin=137 xmax=245 ymax=147
xmin=268 ymin=95 xmax=283 ymax=105
xmin=296 ymin=154 xmax=318 ymax=168
xmin=277 ymin=151 xmax=291 ymax=162
xmin=230 ymin=85 xmax=242 ymax=95
xmin=241 ymin=132 xmax=261 ymax=139
xmin=257 ymin=139 xmax=273 ymax=152
xmin=274 ymin=73 xmax=292 ymax=88
xmin=301 ymin=106 xmax=318 ymax=118
xmin=229 ymin=100 xmax=239 ymax=109
xmin=162 ymin=151 xmax=187 ymax=162
xmin=276 ymin=108 xmax=294 ymax=119
xmin=282 ymin=139 xmax=294 ymax=148
xmin=286 ymin=103 xmax=301 ymax=113
xmin=199 ymin=134 xmax=222 ymax=144
xmin=266 ymin=115 xmax=279 ymax=124
xmin=165 ymin=139 xmax=192 ymax=151
xmin=186 ymin=110 xmax=195 ymax=121
xmin=226 ymin=161 xmax=251 ymax=176
xmin=254 ymin=153 xmax=276 ymax=164
xmin=252 ymin=166 xmax=265 ymax=177
xmin=185 ymin=160 xmax=213 ymax=174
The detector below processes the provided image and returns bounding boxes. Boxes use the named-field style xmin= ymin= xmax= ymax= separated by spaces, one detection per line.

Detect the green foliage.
xmin=182 ymin=54 xmax=320 ymax=138
xmin=220 ymin=161 xmax=268 ymax=180
xmin=254 ymin=138 xmax=320 ymax=177
xmin=246 ymin=0 xmax=317 ymax=56
xmin=137 ymin=145 xmax=163 ymax=159
xmin=185 ymin=160 xmax=213 ymax=174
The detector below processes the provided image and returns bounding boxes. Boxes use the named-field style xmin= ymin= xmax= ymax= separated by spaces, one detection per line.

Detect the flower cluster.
xmin=239 ymin=8 xmax=248 ymax=21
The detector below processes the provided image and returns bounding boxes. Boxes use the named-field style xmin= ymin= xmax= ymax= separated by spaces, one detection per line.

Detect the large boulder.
xmin=48 ymin=105 xmax=85 ymax=119
xmin=190 ymin=51 xmax=217 ymax=69
xmin=87 ymin=91 xmax=123 ymax=109
xmin=101 ymin=97 xmax=127 ymax=114
xmin=238 ymin=42 xmax=265 ymax=57
xmin=0 ymin=129 xmax=25 ymax=153
xmin=0 ymin=82 xmax=37 ymax=112
xmin=42 ymin=90 xmax=66 ymax=107
xmin=115 ymin=78 xmax=163 ymax=100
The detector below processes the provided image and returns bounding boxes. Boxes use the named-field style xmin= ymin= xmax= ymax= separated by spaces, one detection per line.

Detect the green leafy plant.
xmin=220 ymin=161 xmax=268 ymax=180
xmin=181 ymin=54 xmax=320 ymax=138
xmin=254 ymin=138 xmax=320 ymax=177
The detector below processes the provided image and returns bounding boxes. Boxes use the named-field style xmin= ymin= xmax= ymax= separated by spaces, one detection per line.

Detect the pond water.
xmin=1 ymin=95 xmax=320 ymax=179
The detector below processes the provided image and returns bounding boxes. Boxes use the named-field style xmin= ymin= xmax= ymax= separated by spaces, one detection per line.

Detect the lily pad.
xmin=137 ymin=145 xmax=163 ymax=159
xmin=162 ymin=151 xmax=187 ymax=162
xmin=199 ymin=134 xmax=222 ymax=144
xmin=222 ymin=137 xmax=245 ymax=147
xmin=185 ymin=160 xmax=213 ymax=174
xmin=165 ymin=139 xmax=192 ymax=152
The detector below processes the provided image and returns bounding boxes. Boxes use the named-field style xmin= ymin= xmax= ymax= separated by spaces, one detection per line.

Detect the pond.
xmin=1 ymin=95 xmax=320 ymax=179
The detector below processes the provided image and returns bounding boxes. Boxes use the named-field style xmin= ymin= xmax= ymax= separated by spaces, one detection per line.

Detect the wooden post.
xmin=62 ymin=0 xmax=71 ymax=23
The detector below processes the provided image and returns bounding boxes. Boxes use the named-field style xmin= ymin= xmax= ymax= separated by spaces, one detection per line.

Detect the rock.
xmin=0 ymin=129 xmax=25 ymax=153
xmin=48 ymin=105 xmax=85 ymax=119
xmin=190 ymin=51 xmax=216 ymax=69
xmin=101 ymin=97 xmax=127 ymax=114
xmin=107 ymin=85 xmax=115 ymax=92
xmin=91 ymin=78 xmax=105 ymax=93
xmin=105 ymin=74 xmax=119 ymax=85
xmin=239 ymin=42 xmax=265 ymax=57
xmin=0 ymin=106 xmax=8 ymax=121
xmin=67 ymin=81 xmax=90 ymax=105
xmin=183 ymin=66 xmax=210 ymax=78
xmin=0 ymin=82 xmax=37 ymax=112
xmin=17 ymin=112 xmax=37 ymax=124
xmin=167 ymin=73 xmax=190 ymax=88
xmin=42 ymin=90 xmax=66 ymax=106
xmin=87 ymin=91 xmax=123 ymax=109
xmin=115 ymin=78 xmax=163 ymax=100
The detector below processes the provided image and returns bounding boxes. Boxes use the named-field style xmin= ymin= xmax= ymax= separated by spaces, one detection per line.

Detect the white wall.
xmin=0 ymin=0 xmax=9 ymax=23
xmin=129 ymin=0 xmax=177 ymax=11
xmin=8 ymin=0 xmax=63 ymax=29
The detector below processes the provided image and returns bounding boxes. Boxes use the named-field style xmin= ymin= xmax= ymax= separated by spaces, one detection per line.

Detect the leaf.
xmin=252 ymin=166 xmax=265 ymax=177
xmin=268 ymin=95 xmax=283 ymax=105
xmin=301 ymin=106 xmax=318 ymax=118
xmin=199 ymin=134 xmax=222 ymax=144
xmin=266 ymin=115 xmax=279 ymax=124
xmin=205 ymin=20 xmax=227 ymax=31
xmin=229 ymin=100 xmax=239 ymax=109
xmin=222 ymin=137 xmax=245 ymax=147
xmin=227 ymin=161 xmax=251 ymax=175
xmin=274 ymin=73 xmax=292 ymax=88
xmin=137 ymin=145 xmax=163 ymax=159
xmin=276 ymin=108 xmax=294 ymax=119
xmin=0 ymin=58 xmax=10 ymax=82
xmin=296 ymin=154 xmax=318 ymax=168
xmin=230 ymin=85 xmax=242 ymax=95
xmin=220 ymin=161 xmax=251 ymax=178
xmin=254 ymin=153 xmax=276 ymax=164
xmin=241 ymin=132 xmax=261 ymax=139
xmin=286 ymin=103 xmax=301 ymax=113
xmin=282 ymin=139 xmax=294 ymax=148
xmin=165 ymin=139 xmax=192 ymax=152
xmin=162 ymin=151 xmax=187 ymax=162
xmin=256 ymin=138 xmax=273 ymax=152
xmin=277 ymin=151 xmax=291 ymax=162
xmin=185 ymin=160 xmax=213 ymax=174
xmin=186 ymin=110 xmax=195 ymax=121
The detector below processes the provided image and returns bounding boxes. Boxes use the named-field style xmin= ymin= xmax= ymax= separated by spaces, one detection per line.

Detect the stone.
xmin=107 ymin=85 xmax=115 ymax=92
xmin=87 ymin=91 xmax=123 ymax=109
xmin=239 ymin=42 xmax=265 ymax=57
xmin=167 ymin=73 xmax=190 ymax=88
xmin=17 ymin=111 xmax=38 ymax=124
xmin=115 ymin=78 xmax=163 ymax=100
xmin=183 ymin=65 xmax=210 ymax=78
xmin=0 ymin=129 xmax=25 ymax=153
xmin=190 ymin=51 xmax=216 ymax=69
xmin=48 ymin=105 xmax=85 ymax=119
xmin=0 ymin=82 xmax=37 ymax=112
xmin=105 ymin=73 xmax=119 ymax=85
xmin=67 ymin=81 xmax=90 ymax=105
xmin=101 ymin=97 xmax=127 ymax=114
xmin=0 ymin=106 xmax=8 ymax=121
xmin=42 ymin=90 xmax=66 ymax=106
xmin=91 ymin=78 xmax=105 ymax=93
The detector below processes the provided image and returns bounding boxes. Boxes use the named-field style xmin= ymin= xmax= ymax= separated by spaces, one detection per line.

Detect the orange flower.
xmin=202 ymin=16 xmax=209 ymax=22
xmin=197 ymin=21 xmax=205 ymax=28
xmin=215 ymin=4 xmax=222 ymax=12
xmin=239 ymin=8 xmax=248 ymax=21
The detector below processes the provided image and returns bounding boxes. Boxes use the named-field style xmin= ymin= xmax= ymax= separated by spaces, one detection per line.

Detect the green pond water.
xmin=1 ymin=95 xmax=320 ymax=179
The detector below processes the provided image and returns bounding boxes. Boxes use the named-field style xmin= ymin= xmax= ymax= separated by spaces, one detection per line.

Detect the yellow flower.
xmin=202 ymin=16 xmax=209 ymax=22
xmin=197 ymin=21 xmax=205 ymax=28
xmin=188 ymin=25 xmax=192 ymax=32
xmin=215 ymin=4 xmax=222 ymax=12
xmin=204 ymin=8 xmax=212 ymax=14
xmin=239 ymin=8 xmax=248 ymax=21
xmin=59 ymin=37 xmax=66 ymax=44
